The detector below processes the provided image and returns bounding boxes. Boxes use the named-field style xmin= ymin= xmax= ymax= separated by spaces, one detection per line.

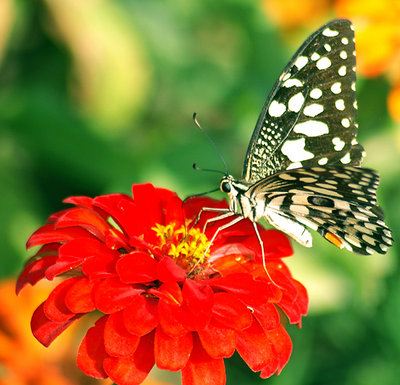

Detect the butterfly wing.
xmin=242 ymin=19 xmax=363 ymax=183
xmin=248 ymin=166 xmax=393 ymax=254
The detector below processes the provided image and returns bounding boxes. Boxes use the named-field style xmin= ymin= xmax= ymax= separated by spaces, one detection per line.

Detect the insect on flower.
xmin=198 ymin=19 xmax=393 ymax=261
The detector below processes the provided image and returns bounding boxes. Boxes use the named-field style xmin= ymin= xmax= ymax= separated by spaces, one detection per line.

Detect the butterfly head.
xmin=220 ymin=175 xmax=251 ymax=215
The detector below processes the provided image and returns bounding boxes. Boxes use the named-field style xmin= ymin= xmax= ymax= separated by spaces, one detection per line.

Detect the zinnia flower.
xmin=16 ymin=183 xmax=308 ymax=385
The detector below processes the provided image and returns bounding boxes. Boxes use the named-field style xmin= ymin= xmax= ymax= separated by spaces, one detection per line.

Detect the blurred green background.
xmin=1 ymin=1 xmax=399 ymax=384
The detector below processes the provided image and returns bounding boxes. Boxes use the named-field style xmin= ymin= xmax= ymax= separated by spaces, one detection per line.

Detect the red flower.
xmin=16 ymin=183 xmax=308 ymax=385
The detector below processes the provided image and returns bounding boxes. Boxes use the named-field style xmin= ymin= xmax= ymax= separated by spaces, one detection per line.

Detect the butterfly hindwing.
xmin=243 ymin=19 xmax=363 ymax=183
xmin=248 ymin=166 xmax=392 ymax=254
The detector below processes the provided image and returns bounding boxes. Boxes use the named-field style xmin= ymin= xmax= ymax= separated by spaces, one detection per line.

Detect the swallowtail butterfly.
xmin=203 ymin=19 xmax=392 ymax=257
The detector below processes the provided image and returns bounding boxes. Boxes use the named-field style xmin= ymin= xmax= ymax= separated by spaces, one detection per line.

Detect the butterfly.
xmin=201 ymin=19 xmax=392 ymax=259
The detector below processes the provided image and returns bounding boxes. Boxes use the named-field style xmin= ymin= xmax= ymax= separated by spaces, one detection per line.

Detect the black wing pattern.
xmin=242 ymin=19 xmax=364 ymax=183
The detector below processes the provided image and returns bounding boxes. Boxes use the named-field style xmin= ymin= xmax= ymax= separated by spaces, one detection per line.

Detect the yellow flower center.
xmin=152 ymin=222 xmax=211 ymax=271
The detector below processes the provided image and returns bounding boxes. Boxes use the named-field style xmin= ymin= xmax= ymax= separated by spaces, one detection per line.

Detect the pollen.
xmin=152 ymin=222 xmax=211 ymax=270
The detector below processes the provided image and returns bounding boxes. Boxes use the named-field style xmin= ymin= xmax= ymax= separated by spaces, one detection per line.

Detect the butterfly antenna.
xmin=193 ymin=112 xmax=228 ymax=175
xmin=183 ymin=187 xmax=220 ymax=202
xmin=192 ymin=162 xmax=226 ymax=175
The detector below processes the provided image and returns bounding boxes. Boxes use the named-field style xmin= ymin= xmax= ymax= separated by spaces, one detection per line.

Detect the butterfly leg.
xmin=252 ymin=222 xmax=282 ymax=288
xmin=189 ymin=215 xmax=243 ymax=274
xmin=201 ymin=210 xmax=237 ymax=234
xmin=192 ymin=206 xmax=231 ymax=227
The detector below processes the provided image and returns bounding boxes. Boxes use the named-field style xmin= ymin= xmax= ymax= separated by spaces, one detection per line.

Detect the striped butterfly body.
xmin=209 ymin=19 xmax=392 ymax=256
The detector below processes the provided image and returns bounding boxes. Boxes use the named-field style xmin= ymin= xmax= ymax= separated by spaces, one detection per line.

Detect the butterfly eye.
xmin=220 ymin=181 xmax=231 ymax=193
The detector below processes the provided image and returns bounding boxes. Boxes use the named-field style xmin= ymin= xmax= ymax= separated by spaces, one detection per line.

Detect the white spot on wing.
xmin=318 ymin=157 xmax=328 ymax=165
xmin=335 ymin=99 xmax=345 ymax=111
xmin=340 ymin=50 xmax=348 ymax=59
xmin=322 ymin=28 xmax=339 ymax=37
xmin=341 ymin=153 xmax=351 ymax=164
xmin=331 ymin=82 xmax=342 ymax=94
xmin=338 ymin=65 xmax=347 ymax=76
xmin=311 ymin=52 xmax=320 ymax=61
xmin=281 ymin=138 xmax=314 ymax=162
xmin=295 ymin=56 xmax=308 ymax=70
xmin=268 ymin=100 xmax=287 ymax=117
xmin=288 ymin=92 xmax=305 ymax=112
xmin=283 ymin=78 xmax=303 ymax=87
xmin=294 ymin=120 xmax=329 ymax=136
xmin=310 ymin=88 xmax=322 ymax=99
xmin=332 ymin=137 xmax=345 ymax=151
xmin=287 ymin=162 xmax=302 ymax=170
xmin=303 ymin=104 xmax=324 ymax=117
xmin=324 ymin=43 xmax=331 ymax=52
xmin=316 ymin=57 xmax=332 ymax=70
xmin=341 ymin=118 xmax=350 ymax=127
xmin=341 ymin=37 xmax=349 ymax=45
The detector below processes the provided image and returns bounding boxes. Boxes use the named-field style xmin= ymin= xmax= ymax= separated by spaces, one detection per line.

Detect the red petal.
xmin=77 ymin=316 xmax=108 ymax=378
xmin=59 ymin=237 xmax=118 ymax=264
xmin=236 ymin=319 xmax=273 ymax=372
xmin=93 ymin=193 xmax=151 ymax=240
xmin=55 ymin=207 xmax=110 ymax=239
xmin=274 ymin=272 xmax=305 ymax=324
xmin=117 ymin=252 xmax=158 ymax=283
xmin=45 ymin=238 xmax=118 ymax=279
xmin=45 ymin=260 xmax=82 ymax=281
xmin=103 ymin=332 xmax=155 ymax=385
xmin=123 ymin=295 xmax=159 ymax=336
xmin=44 ymin=277 xmax=80 ymax=322
xmin=181 ymin=335 xmax=226 ymax=385
xmin=207 ymin=273 xmax=279 ymax=306
xmin=65 ymin=277 xmax=96 ymax=313
xmin=157 ymin=256 xmax=186 ymax=282
xmin=261 ymin=326 xmax=292 ymax=378
xmin=158 ymin=299 xmax=188 ymax=337
xmin=211 ymin=292 xmax=252 ymax=330
xmin=27 ymin=224 xmax=95 ymax=249
xmin=81 ymin=253 xmax=118 ymax=280
xmin=104 ymin=228 xmax=129 ymax=250
xmin=16 ymin=255 xmax=58 ymax=294
xmin=93 ymin=278 xmax=143 ymax=314
xmin=197 ymin=321 xmax=236 ymax=358
xmin=279 ymin=300 xmax=301 ymax=325
xmin=178 ymin=280 xmax=213 ymax=330
xmin=131 ymin=184 xmax=163 ymax=225
xmin=293 ymin=279 xmax=309 ymax=316
xmin=31 ymin=302 xmax=82 ymax=347
xmin=154 ymin=327 xmax=193 ymax=370
xmin=163 ymin=193 xmax=185 ymax=225
xmin=252 ymin=303 xmax=280 ymax=331
xmin=63 ymin=195 xmax=94 ymax=207
xmin=150 ymin=281 xmax=183 ymax=305
xmin=104 ymin=312 xmax=140 ymax=357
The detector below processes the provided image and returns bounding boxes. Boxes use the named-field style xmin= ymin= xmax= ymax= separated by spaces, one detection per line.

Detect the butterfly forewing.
xmin=248 ymin=166 xmax=392 ymax=254
xmin=243 ymin=19 xmax=363 ymax=183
